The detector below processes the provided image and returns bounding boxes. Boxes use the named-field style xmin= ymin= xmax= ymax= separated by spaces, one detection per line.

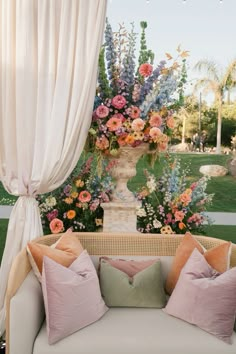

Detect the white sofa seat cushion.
xmin=33 ymin=308 xmax=236 ymax=354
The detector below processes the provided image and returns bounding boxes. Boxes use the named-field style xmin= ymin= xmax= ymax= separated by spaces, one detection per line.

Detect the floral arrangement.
xmin=87 ymin=21 xmax=188 ymax=159
xmin=38 ymin=156 xmax=113 ymax=234
xmin=136 ymin=157 xmax=214 ymax=234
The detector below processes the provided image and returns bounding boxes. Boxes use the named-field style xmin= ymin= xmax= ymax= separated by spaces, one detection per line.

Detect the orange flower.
xmin=78 ymin=190 xmax=91 ymax=203
xmin=96 ymin=135 xmax=109 ymax=150
xmin=179 ymin=222 xmax=186 ymax=230
xmin=117 ymin=133 xmax=128 ymax=146
xmin=64 ymin=197 xmax=73 ymax=204
xmin=125 ymin=134 xmax=135 ymax=145
xmin=106 ymin=117 xmax=122 ymax=131
xmin=139 ymin=63 xmax=153 ymax=77
xmin=67 ymin=210 xmax=76 ymax=219
xmin=166 ymin=116 xmax=175 ymax=129
xmin=179 ymin=193 xmax=191 ymax=206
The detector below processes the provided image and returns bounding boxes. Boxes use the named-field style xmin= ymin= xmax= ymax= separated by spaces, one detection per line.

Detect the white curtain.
xmin=0 ymin=0 xmax=107 ymax=335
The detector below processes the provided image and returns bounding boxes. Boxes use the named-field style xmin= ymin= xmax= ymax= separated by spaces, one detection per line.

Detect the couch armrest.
xmin=9 ymin=271 xmax=44 ymax=354
xmin=6 ymin=248 xmax=44 ymax=354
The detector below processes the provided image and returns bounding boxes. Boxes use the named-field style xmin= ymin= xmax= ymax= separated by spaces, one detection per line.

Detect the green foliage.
xmin=136 ymin=21 xmax=154 ymax=78
xmin=98 ymin=47 xmax=112 ymax=98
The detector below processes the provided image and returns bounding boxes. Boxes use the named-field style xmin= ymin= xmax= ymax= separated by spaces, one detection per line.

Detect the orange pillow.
xmin=27 ymin=233 xmax=84 ymax=282
xmin=165 ymin=232 xmax=231 ymax=295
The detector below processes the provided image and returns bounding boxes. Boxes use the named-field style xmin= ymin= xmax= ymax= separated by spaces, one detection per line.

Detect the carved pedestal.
xmin=101 ymin=144 xmax=148 ymax=233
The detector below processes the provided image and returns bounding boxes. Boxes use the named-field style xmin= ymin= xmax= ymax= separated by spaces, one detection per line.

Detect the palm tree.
xmin=194 ymin=59 xmax=236 ymax=154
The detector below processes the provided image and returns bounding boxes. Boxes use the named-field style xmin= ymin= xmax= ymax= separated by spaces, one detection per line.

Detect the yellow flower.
xmin=64 ymin=197 xmax=73 ymax=204
xmin=75 ymin=179 xmax=84 ymax=188
xmin=95 ymin=218 xmax=103 ymax=226
xmin=71 ymin=192 xmax=78 ymax=199
xmin=67 ymin=210 xmax=76 ymax=219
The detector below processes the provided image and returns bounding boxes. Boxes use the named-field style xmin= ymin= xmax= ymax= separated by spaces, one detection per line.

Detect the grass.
xmin=0 ymin=219 xmax=8 ymax=265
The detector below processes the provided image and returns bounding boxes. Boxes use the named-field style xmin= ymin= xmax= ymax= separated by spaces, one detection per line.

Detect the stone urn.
xmin=101 ymin=144 xmax=149 ymax=232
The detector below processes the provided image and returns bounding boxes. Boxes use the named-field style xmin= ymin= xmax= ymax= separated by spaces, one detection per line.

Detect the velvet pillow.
xmin=99 ymin=258 xmax=166 ymax=308
xmin=165 ymin=232 xmax=231 ymax=294
xmin=164 ymin=248 xmax=236 ymax=344
xmin=27 ymin=233 xmax=84 ymax=281
xmin=42 ymin=250 xmax=108 ymax=344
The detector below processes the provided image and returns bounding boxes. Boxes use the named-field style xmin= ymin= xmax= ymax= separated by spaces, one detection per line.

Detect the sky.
xmin=107 ymin=0 xmax=236 ymax=100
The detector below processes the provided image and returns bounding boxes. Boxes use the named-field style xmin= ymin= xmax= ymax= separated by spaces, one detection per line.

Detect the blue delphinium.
xmin=120 ymin=23 xmax=137 ymax=87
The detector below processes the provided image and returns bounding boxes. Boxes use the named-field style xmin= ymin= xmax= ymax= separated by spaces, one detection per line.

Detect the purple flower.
xmin=63 ymin=185 xmax=72 ymax=196
xmin=46 ymin=209 xmax=58 ymax=222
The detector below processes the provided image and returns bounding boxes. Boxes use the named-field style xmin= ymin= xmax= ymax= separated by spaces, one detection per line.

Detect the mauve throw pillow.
xmin=165 ymin=232 xmax=232 ymax=294
xmin=42 ymin=250 xmax=108 ymax=344
xmin=99 ymin=258 xmax=166 ymax=308
xmin=27 ymin=233 xmax=84 ymax=281
xmin=164 ymin=248 xmax=236 ymax=344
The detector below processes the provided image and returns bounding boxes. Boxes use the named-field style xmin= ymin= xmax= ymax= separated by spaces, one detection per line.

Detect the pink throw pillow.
xmin=164 ymin=248 xmax=236 ymax=344
xmin=42 ymin=250 xmax=108 ymax=344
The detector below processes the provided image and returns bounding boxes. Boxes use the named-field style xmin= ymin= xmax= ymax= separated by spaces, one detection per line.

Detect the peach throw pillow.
xmin=27 ymin=233 xmax=84 ymax=282
xmin=165 ymin=232 xmax=231 ymax=294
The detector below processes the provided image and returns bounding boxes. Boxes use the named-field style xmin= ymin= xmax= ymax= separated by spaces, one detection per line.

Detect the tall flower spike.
xmin=104 ymin=19 xmax=118 ymax=91
xmin=120 ymin=23 xmax=137 ymax=87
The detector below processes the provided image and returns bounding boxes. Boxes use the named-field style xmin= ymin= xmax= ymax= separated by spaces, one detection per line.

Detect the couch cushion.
xmin=165 ymin=232 xmax=232 ymax=294
xmin=99 ymin=258 xmax=166 ymax=308
xmin=27 ymin=233 xmax=84 ymax=281
xmin=42 ymin=251 xmax=108 ymax=344
xmin=33 ymin=308 xmax=236 ymax=354
xmin=164 ymin=249 xmax=236 ymax=344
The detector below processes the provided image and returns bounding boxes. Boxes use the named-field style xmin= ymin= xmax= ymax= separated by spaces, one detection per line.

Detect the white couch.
xmin=6 ymin=232 xmax=236 ymax=354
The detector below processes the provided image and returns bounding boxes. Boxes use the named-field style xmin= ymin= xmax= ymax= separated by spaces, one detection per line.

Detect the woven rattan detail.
xmin=33 ymin=232 xmax=236 ymax=267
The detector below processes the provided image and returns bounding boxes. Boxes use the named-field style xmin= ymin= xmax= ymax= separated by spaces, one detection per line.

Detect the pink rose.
xmin=149 ymin=113 xmax=162 ymax=127
xmin=139 ymin=63 xmax=153 ymax=77
xmin=49 ymin=218 xmax=64 ymax=234
xmin=149 ymin=127 xmax=162 ymax=142
xmin=112 ymin=95 xmax=127 ymax=109
xmin=174 ymin=210 xmax=185 ymax=222
xmin=131 ymin=118 xmax=145 ymax=132
xmin=96 ymin=105 xmax=109 ymax=118
xmin=128 ymin=106 xmax=141 ymax=119
xmin=78 ymin=191 xmax=91 ymax=203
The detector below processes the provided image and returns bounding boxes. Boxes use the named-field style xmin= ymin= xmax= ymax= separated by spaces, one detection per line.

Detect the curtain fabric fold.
xmin=0 ymin=0 xmax=107 ymax=335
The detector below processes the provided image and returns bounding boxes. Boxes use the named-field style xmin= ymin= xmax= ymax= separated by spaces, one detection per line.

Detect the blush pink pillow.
xmin=164 ymin=248 xmax=236 ymax=344
xmin=99 ymin=257 xmax=158 ymax=277
xmin=42 ymin=250 xmax=108 ymax=344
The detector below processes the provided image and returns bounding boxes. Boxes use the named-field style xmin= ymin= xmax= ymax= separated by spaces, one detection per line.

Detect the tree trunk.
xmin=181 ymin=115 xmax=186 ymax=144
xmin=215 ymin=97 xmax=222 ymax=154
xmin=227 ymin=90 xmax=231 ymax=105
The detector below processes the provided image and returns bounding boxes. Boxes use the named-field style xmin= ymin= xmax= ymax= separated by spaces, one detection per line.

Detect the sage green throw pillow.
xmin=99 ymin=259 xmax=166 ymax=308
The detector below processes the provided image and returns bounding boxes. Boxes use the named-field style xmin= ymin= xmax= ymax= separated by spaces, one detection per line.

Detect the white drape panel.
xmin=0 ymin=0 xmax=107 ymax=335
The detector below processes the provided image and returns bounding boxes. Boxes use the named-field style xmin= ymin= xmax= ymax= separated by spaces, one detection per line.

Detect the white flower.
xmin=147 ymin=177 xmax=156 ymax=193
xmin=136 ymin=207 xmax=147 ymax=217
xmin=45 ymin=196 xmax=57 ymax=207
xmin=153 ymin=219 xmax=162 ymax=228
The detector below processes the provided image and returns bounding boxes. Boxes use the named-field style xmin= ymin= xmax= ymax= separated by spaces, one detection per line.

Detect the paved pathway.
xmin=1 ymin=206 xmax=236 ymax=226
